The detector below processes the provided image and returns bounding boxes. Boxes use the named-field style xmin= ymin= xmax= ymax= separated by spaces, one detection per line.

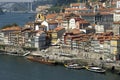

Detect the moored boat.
xmin=64 ymin=63 xmax=84 ymax=69
xmin=85 ymin=66 xmax=106 ymax=73
xmin=26 ymin=55 xmax=57 ymax=65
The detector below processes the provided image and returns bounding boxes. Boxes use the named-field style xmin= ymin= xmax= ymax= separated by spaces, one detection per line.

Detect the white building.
xmin=113 ymin=12 xmax=120 ymax=22
xmin=41 ymin=21 xmax=49 ymax=31
xmin=0 ymin=32 xmax=4 ymax=44
xmin=69 ymin=18 xmax=76 ymax=29
xmin=95 ymin=25 xmax=105 ymax=33
xmin=34 ymin=30 xmax=47 ymax=50
xmin=117 ymin=1 xmax=120 ymax=8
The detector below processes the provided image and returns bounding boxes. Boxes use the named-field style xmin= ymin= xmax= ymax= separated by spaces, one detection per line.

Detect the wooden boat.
xmin=26 ymin=55 xmax=57 ymax=65
xmin=85 ymin=66 xmax=106 ymax=73
xmin=64 ymin=63 xmax=84 ymax=69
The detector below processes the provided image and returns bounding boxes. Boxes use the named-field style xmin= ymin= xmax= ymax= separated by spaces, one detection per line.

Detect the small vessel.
xmin=22 ymin=51 xmax=31 ymax=56
xmin=64 ymin=63 xmax=84 ymax=69
xmin=85 ymin=66 xmax=106 ymax=73
xmin=26 ymin=55 xmax=57 ymax=65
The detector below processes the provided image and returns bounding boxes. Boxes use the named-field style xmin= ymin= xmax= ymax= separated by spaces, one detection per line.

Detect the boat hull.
xmin=64 ymin=64 xmax=84 ymax=69
xmin=26 ymin=56 xmax=57 ymax=65
xmin=86 ymin=66 xmax=106 ymax=73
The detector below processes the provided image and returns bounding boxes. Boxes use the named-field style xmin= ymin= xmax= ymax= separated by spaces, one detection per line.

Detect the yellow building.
xmin=110 ymin=40 xmax=120 ymax=47
xmin=51 ymin=27 xmax=65 ymax=45
xmin=110 ymin=39 xmax=120 ymax=60
xmin=35 ymin=13 xmax=45 ymax=22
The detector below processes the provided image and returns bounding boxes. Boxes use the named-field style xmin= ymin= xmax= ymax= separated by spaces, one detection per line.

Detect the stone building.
xmin=51 ymin=27 xmax=65 ymax=45
xmin=32 ymin=30 xmax=47 ymax=50
xmin=113 ymin=22 xmax=120 ymax=35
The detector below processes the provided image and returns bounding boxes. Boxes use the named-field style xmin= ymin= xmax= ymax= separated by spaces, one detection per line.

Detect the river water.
xmin=0 ymin=55 xmax=120 ymax=80
xmin=0 ymin=13 xmax=120 ymax=80
xmin=0 ymin=12 xmax=35 ymax=27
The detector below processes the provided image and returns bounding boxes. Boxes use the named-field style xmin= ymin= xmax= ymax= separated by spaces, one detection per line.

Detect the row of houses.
xmin=62 ymin=31 xmax=120 ymax=60
xmin=1 ymin=1 xmax=120 ymax=60
xmin=0 ymin=12 xmax=67 ymax=51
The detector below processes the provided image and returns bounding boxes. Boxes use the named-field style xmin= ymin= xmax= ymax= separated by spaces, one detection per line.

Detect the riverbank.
xmin=1 ymin=46 xmax=120 ymax=74
xmin=0 ymin=49 xmax=28 ymax=57
xmin=26 ymin=46 xmax=120 ymax=74
xmin=0 ymin=55 xmax=120 ymax=80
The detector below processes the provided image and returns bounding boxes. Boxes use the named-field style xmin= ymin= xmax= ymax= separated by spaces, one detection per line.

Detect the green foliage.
xmin=47 ymin=6 xmax=61 ymax=13
xmin=48 ymin=0 xmax=98 ymax=13
xmin=54 ymin=0 xmax=78 ymax=6
xmin=47 ymin=0 xmax=78 ymax=13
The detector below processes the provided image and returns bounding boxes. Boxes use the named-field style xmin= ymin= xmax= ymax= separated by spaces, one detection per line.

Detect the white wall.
xmin=95 ymin=25 xmax=104 ymax=33
xmin=35 ymin=25 xmax=39 ymax=31
xmin=34 ymin=32 xmax=46 ymax=49
xmin=113 ymin=13 xmax=120 ymax=21
xmin=41 ymin=21 xmax=49 ymax=31
xmin=117 ymin=1 xmax=120 ymax=8
xmin=69 ymin=18 xmax=76 ymax=29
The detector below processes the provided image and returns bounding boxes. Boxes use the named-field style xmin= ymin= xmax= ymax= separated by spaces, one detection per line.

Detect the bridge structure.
xmin=0 ymin=0 xmax=35 ymax=13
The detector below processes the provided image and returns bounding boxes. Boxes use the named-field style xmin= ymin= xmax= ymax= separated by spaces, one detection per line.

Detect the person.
xmin=111 ymin=66 xmax=115 ymax=73
xmin=91 ymin=63 xmax=94 ymax=66
xmin=112 ymin=66 xmax=115 ymax=70
xmin=100 ymin=57 xmax=103 ymax=60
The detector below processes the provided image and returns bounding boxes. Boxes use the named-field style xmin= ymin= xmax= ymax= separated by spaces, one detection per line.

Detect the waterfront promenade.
xmin=28 ymin=46 xmax=120 ymax=73
xmin=1 ymin=44 xmax=120 ymax=73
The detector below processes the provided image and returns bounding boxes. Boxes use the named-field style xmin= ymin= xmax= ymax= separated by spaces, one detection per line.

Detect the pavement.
xmin=30 ymin=46 xmax=120 ymax=72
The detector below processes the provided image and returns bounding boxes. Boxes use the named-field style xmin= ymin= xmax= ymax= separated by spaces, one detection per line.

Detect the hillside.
xmin=47 ymin=0 xmax=107 ymax=13
xmin=0 ymin=0 xmax=107 ymax=12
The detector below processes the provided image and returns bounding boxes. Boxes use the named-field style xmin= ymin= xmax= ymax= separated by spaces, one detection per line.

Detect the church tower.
xmin=35 ymin=13 xmax=45 ymax=22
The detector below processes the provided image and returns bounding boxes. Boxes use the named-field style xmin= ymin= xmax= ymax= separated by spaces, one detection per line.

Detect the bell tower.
xmin=36 ymin=13 xmax=45 ymax=22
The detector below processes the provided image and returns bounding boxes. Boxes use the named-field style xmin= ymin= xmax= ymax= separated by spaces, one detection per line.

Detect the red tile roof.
xmin=54 ymin=27 xmax=64 ymax=31
xmin=2 ymin=26 xmax=21 ymax=31
xmin=71 ymin=28 xmax=80 ymax=34
xmin=46 ymin=13 xmax=58 ymax=20
xmin=70 ymin=3 xmax=81 ymax=7
xmin=113 ymin=21 xmax=120 ymax=24
xmin=32 ymin=30 xmax=44 ymax=34
xmin=65 ymin=8 xmax=88 ymax=11
xmin=70 ymin=3 xmax=85 ymax=7
xmin=48 ymin=20 xmax=58 ymax=24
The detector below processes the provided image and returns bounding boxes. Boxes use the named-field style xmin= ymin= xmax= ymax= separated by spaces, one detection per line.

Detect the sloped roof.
xmin=54 ymin=27 xmax=64 ymax=31
xmin=71 ymin=28 xmax=80 ymax=34
xmin=70 ymin=3 xmax=86 ymax=7
xmin=46 ymin=13 xmax=58 ymax=20
xmin=48 ymin=20 xmax=58 ymax=24
xmin=2 ymin=26 xmax=21 ymax=31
